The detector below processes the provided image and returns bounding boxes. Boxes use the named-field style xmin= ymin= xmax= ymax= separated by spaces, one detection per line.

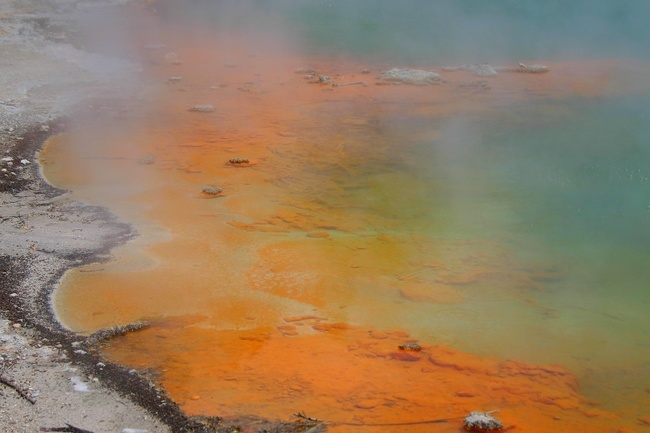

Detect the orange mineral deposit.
xmin=39 ymin=3 xmax=650 ymax=432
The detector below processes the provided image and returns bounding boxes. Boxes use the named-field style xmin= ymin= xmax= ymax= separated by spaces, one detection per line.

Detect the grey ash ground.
xmin=1 ymin=1 xmax=191 ymax=432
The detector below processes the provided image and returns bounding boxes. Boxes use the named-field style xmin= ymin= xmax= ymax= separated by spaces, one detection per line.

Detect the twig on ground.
xmin=293 ymin=412 xmax=324 ymax=423
xmin=0 ymin=373 xmax=36 ymax=404
xmin=40 ymin=423 xmax=95 ymax=433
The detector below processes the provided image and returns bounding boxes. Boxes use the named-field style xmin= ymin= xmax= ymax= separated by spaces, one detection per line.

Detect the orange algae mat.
xmin=39 ymin=6 xmax=650 ymax=432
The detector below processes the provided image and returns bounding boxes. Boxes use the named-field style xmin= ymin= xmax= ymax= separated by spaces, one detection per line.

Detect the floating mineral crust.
xmin=443 ymin=63 xmax=549 ymax=75
xmin=463 ymin=411 xmax=503 ymax=432
xmin=377 ymin=68 xmax=443 ymax=85
xmin=494 ymin=64 xmax=549 ymax=73
xmin=467 ymin=63 xmax=497 ymax=76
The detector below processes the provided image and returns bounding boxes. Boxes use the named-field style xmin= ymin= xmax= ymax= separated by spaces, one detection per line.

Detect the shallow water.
xmin=40 ymin=2 xmax=650 ymax=431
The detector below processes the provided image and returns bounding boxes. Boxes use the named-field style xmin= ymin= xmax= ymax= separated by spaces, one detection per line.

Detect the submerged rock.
xmin=188 ymin=104 xmax=215 ymax=113
xmin=306 ymin=74 xmax=331 ymax=84
xmin=377 ymin=68 xmax=443 ymax=85
xmin=458 ymin=80 xmax=491 ymax=90
xmin=494 ymin=64 xmax=549 ymax=73
xmin=164 ymin=52 xmax=181 ymax=65
xmin=202 ymin=186 xmax=223 ymax=196
xmin=443 ymin=63 xmax=549 ymax=75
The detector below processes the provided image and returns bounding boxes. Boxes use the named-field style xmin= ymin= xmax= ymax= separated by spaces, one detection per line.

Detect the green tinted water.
xmin=298 ymin=94 xmax=650 ymax=412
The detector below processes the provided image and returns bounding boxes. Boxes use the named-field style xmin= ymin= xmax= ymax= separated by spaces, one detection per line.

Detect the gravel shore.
xmin=0 ymin=1 xmax=184 ymax=432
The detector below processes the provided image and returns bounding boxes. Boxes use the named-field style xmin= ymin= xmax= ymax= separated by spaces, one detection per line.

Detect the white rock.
xmin=70 ymin=376 xmax=91 ymax=392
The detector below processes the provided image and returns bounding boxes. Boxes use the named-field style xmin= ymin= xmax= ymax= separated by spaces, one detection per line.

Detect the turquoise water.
xmin=288 ymin=0 xmax=650 ymax=62
xmin=165 ymin=0 xmax=650 ymax=62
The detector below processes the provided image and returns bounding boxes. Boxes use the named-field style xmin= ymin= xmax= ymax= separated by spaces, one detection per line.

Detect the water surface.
xmin=40 ymin=2 xmax=650 ymax=431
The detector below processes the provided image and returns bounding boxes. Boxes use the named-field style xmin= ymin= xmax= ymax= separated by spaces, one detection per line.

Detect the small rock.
xmin=164 ymin=52 xmax=179 ymax=64
xmin=398 ymin=342 xmax=422 ymax=352
xmin=70 ymin=376 xmax=91 ymax=392
xmin=188 ymin=104 xmax=215 ymax=113
xmin=122 ymin=429 xmax=150 ymax=433
xmin=306 ymin=74 xmax=331 ymax=84
xmin=463 ymin=410 xmax=503 ymax=431
xmin=202 ymin=186 xmax=224 ymax=196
